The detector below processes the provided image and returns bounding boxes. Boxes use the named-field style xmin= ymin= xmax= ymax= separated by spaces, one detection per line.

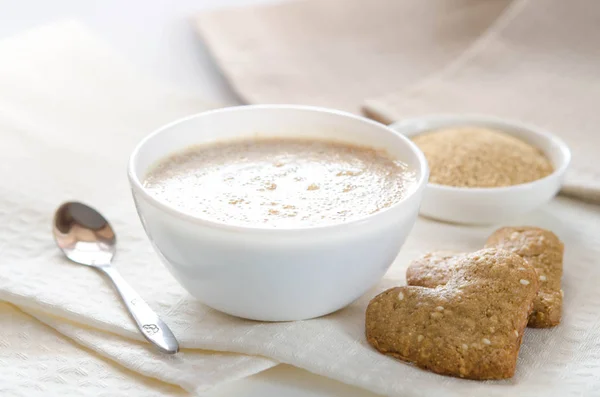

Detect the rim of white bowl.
xmin=389 ymin=113 xmax=571 ymax=193
xmin=128 ymin=105 xmax=430 ymax=233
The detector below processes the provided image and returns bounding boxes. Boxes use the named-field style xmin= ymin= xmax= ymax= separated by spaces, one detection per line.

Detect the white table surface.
xmin=0 ymin=0 xmax=380 ymax=395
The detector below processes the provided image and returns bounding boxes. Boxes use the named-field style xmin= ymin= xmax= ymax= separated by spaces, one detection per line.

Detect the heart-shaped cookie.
xmin=407 ymin=227 xmax=563 ymax=328
xmin=366 ymin=248 xmax=538 ymax=380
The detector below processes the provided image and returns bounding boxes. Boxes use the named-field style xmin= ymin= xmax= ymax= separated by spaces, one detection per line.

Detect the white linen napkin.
xmin=5 ymin=191 xmax=600 ymax=396
xmin=0 ymin=21 xmax=276 ymax=396
xmin=0 ymin=302 xmax=187 ymax=397
xmin=2 ymin=19 xmax=600 ymax=397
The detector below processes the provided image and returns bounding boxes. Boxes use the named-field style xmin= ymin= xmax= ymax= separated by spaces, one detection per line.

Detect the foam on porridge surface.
xmin=143 ymin=138 xmax=416 ymax=227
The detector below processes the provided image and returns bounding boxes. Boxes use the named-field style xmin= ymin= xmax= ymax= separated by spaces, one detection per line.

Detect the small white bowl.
xmin=389 ymin=114 xmax=571 ymax=225
xmin=128 ymin=105 xmax=428 ymax=321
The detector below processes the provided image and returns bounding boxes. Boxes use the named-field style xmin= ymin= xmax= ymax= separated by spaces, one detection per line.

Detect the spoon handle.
xmin=99 ymin=266 xmax=180 ymax=354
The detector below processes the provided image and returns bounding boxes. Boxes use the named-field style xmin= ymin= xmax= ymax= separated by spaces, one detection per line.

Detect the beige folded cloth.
xmin=196 ymin=0 xmax=600 ymax=204
xmin=196 ymin=0 xmax=511 ymax=113
xmin=364 ymin=0 xmax=600 ymax=203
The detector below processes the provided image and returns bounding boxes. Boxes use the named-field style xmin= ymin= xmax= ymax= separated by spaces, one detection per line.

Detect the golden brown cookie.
xmin=485 ymin=227 xmax=564 ymax=328
xmin=406 ymin=226 xmax=564 ymax=328
xmin=366 ymin=248 xmax=538 ymax=380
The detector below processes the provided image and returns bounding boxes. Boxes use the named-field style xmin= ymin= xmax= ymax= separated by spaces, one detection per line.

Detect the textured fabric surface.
xmin=0 ymin=21 xmax=276 ymax=396
xmin=0 ymin=303 xmax=187 ymax=397
xmin=195 ymin=0 xmax=511 ymax=113
xmin=23 ymin=308 xmax=273 ymax=395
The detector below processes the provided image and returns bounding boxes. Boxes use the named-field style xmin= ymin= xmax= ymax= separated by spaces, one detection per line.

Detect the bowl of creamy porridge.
xmin=128 ymin=105 xmax=428 ymax=321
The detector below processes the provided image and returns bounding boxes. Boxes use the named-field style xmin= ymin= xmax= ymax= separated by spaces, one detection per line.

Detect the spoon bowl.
xmin=54 ymin=202 xmax=116 ymax=267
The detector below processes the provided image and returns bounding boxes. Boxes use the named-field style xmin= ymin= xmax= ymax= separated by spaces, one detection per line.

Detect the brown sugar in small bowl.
xmin=389 ymin=114 xmax=571 ymax=225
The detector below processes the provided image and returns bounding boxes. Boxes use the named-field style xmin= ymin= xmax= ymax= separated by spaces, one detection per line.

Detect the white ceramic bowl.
xmin=128 ymin=105 xmax=428 ymax=321
xmin=390 ymin=114 xmax=571 ymax=225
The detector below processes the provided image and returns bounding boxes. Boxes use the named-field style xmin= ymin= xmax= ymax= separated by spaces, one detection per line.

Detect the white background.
xmin=0 ymin=0 xmax=378 ymax=395
xmin=0 ymin=0 xmax=282 ymax=103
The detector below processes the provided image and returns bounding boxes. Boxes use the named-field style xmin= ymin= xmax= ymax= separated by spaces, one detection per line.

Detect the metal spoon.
xmin=53 ymin=201 xmax=179 ymax=354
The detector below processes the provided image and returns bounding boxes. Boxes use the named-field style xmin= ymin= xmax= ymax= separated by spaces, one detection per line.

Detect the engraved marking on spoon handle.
xmin=99 ymin=266 xmax=179 ymax=354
